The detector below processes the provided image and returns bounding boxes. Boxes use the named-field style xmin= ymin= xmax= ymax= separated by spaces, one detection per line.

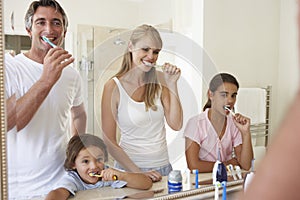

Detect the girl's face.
xmin=209 ymin=82 xmax=238 ymax=116
xmin=73 ymin=146 xmax=106 ymax=184
xmin=129 ymin=36 xmax=161 ymax=72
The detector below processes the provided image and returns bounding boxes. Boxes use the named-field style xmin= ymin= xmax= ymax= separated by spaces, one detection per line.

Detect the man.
xmin=4 ymin=0 xmax=86 ymax=199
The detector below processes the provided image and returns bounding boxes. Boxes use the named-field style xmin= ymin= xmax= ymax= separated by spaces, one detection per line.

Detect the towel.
xmin=235 ymin=88 xmax=266 ymax=124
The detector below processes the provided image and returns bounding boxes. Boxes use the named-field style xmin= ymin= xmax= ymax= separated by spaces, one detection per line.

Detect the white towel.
xmin=235 ymin=88 xmax=266 ymax=124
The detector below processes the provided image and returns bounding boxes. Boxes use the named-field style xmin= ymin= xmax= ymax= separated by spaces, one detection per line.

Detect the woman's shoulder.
xmin=104 ymin=78 xmax=118 ymax=90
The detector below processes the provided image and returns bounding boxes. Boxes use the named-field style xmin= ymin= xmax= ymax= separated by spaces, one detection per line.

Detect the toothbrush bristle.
xmin=224 ymin=105 xmax=230 ymax=110
xmin=42 ymin=36 xmax=56 ymax=48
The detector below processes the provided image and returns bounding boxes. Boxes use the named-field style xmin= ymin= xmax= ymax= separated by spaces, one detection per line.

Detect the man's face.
xmin=27 ymin=6 xmax=66 ymax=52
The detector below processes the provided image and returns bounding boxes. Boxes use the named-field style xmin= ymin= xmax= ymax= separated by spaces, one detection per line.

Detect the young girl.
xmin=184 ymin=73 xmax=253 ymax=173
xmin=45 ymin=134 xmax=152 ymax=200
xmin=101 ymin=24 xmax=183 ymax=182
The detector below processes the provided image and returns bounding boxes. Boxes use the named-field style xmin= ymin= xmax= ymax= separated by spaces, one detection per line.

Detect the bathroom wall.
xmin=203 ymin=0 xmax=299 ymax=142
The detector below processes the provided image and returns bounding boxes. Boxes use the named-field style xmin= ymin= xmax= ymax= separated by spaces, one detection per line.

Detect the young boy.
xmin=45 ymin=134 xmax=152 ymax=200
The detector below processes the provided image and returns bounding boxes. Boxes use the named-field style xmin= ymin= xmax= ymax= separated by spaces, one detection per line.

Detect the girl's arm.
xmin=159 ymin=64 xmax=183 ymax=131
xmin=102 ymin=168 xmax=153 ymax=190
xmin=45 ymin=188 xmax=70 ymax=200
xmin=185 ymin=138 xmax=215 ymax=172
xmin=232 ymin=114 xmax=254 ymax=170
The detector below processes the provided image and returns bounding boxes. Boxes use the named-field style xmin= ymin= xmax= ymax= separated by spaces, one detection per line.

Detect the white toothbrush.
xmin=234 ymin=165 xmax=243 ymax=180
xmin=224 ymin=106 xmax=235 ymax=116
xmin=41 ymin=36 xmax=57 ymax=48
xmin=143 ymin=62 xmax=164 ymax=70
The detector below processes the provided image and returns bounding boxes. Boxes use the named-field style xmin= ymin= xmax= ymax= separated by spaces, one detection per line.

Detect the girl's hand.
xmin=233 ymin=113 xmax=251 ymax=134
xmin=100 ymin=168 xmax=120 ymax=181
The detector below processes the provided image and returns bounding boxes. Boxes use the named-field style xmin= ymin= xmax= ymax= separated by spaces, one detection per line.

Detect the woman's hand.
xmin=143 ymin=170 xmax=162 ymax=182
xmin=162 ymin=63 xmax=181 ymax=84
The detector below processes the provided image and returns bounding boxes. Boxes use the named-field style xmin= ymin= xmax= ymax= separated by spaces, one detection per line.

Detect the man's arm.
xmin=70 ymin=103 xmax=87 ymax=136
xmin=7 ymin=79 xmax=53 ymax=131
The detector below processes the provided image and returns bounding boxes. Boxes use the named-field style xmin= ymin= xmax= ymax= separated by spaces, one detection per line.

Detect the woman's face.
xmin=129 ymin=36 xmax=161 ymax=72
xmin=209 ymin=82 xmax=238 ymax=116
xmin=73 ymin=146 xmax=106 ymax=184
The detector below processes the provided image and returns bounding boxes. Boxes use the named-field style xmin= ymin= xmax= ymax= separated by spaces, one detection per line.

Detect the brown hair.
xmin=203 ymin=73 xmax=239 ymax=111
xmin=64 ymin=134 xmax=108 ymax=171
xmin=25 ymin=0 xmax=68 ymax=31
xmin=115 ymin=24 xmax=162 ymax=111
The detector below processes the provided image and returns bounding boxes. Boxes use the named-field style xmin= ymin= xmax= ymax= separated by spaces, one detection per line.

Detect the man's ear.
xmin=26 ymin=28 xmax=32 ymax=39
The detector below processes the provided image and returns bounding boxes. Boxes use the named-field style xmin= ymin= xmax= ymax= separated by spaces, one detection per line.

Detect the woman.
xmin=101 ymin=24 xmax=183 ymax=182
xmin=185 ymin=73 xmax=253 ymax=173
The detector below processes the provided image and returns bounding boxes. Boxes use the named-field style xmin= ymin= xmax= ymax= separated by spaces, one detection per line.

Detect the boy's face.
xmin=73 ymin=146 xmax=106 ymax=184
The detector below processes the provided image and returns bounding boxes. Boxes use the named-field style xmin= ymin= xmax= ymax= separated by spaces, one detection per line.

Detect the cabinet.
xmin=3 ymin=0 xmax=31 ymax=35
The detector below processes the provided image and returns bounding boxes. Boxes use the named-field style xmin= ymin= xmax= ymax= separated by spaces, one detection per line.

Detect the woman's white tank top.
xmin=113 ymin=77 xmax=169 ymax=168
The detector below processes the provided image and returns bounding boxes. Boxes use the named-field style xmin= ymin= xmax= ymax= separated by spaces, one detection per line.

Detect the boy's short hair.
xmin=64 ymin=134 xmax=108 ymax=171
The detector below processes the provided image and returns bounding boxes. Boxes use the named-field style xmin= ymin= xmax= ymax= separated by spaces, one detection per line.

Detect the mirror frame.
xmin=0 ymin=0 xmax=8 ymax=199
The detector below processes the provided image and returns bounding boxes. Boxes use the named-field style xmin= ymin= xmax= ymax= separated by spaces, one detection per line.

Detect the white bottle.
xmin=244 ymin=172 xmax=255 ymax=191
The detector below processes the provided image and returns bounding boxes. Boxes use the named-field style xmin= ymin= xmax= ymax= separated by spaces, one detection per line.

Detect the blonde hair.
xmin=115 ymin=24 xmax=162 ymax=111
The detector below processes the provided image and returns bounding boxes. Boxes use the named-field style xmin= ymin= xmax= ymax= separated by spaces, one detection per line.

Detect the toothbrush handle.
xmin=222 ymin=181 xmax=227 ymax=200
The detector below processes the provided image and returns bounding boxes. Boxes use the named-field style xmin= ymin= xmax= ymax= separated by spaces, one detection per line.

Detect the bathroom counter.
xmin=71 ymin=172 xmax=244 ymax=200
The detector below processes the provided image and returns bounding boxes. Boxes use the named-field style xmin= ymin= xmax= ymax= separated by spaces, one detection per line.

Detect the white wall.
xmin=203 ymin=0 xmax=299 ymax=140
xmin=277 ymin=0 xmax=299 ymax=130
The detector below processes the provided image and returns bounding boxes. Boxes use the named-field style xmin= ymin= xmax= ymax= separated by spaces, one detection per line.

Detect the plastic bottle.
xmin=168 ymin=170 xmax=183 ymax=194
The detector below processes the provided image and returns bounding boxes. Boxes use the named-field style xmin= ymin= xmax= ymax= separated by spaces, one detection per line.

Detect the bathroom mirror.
xmin=0 ymin=0 xmax=7 ymax=199
xmin=1 ymin=0 xmax=298 ymax=199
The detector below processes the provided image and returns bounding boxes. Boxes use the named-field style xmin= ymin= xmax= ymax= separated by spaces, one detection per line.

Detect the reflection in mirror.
xmin=5 ymin=0 xmax=293 ymax=199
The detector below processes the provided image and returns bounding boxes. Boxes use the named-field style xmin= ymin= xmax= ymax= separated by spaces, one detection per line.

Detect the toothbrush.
xmin=226 ymin=164 xmax=237 ymax=181
xmin=41 ymin=36 xmax=57 ymax=48
xmin=212 ymin=160 xmax=221 ymax=200
xmin=143 ymin=62 xmax=164 ymax=70
xmin=234 ymin=165 xmax=243 ymax=180
xmin=192 ymin=169 xmax=199 ymax=189
xmin=89 ymin=172 xmax=102 ymax=178
xmin=222 ymin=181 xmax=227 ymax=200
xmin=213 ymin=149 xmax=227 ymax=200
xmin=89 ymin=172 xmax=118 ymax=180
xmin=223 ymin=106 xmax=235 ymax=116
